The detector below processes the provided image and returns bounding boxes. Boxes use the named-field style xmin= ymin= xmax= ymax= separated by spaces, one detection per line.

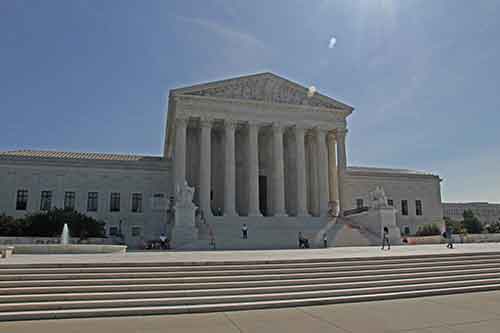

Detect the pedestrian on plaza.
xmin=381 ymin=226 xmax=390 ymax=250
xmin=323 ymin=233 xmax=328 ymax=248
xmin=242 ymin=224 xmax=248 ymax=239
xmin=159 ymin=233 xmax=167 ymax=250
xmin=445 ymin=226 xmax=454 ymax=249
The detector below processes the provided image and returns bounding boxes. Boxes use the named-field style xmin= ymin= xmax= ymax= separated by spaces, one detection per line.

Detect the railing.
xmin=343 ymin=206 xmax=370 ymax=216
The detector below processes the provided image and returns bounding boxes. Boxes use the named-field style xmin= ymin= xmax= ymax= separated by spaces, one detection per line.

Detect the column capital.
xmin=176 ymin=117 xmax=189 ymax=127
xmin=247 ymin=120 xmax=263 ymax=129
xmin=271 ymin=122 xmax=284 ymax=133
xmin=224 ymin=119 xmax=237 ymax=131
xmin=327 ymin=131 xmax=337 ymax=143
xmin=200 ymin=117 xmax=213 ymax=128
xmin=335 ymin=128 xmax=348 ymax=140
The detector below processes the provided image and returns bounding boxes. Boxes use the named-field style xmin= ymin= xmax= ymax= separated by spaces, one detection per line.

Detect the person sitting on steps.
xmin=298 ymin=232 xmax=309 ymax=248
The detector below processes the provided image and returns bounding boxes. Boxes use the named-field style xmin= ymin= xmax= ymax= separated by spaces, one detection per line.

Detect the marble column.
xmin=336 ymin=128 xmax=348 ymax=215
xmin=224 ymin=120 xmax=237 ymax=216
xmin=294 ymin=126 xmax=309 ymax=217
xmin=272 ymin=123 xmax=286 ymax=216
xmin=199 ymin=118 xmax=212 ymax=217
xmin=315 ymin=127 xmax=329 ymax=216
xmin=174 ymin=117 xmax=188 ymax=191
xmin=306 ymin=131 xmax=319 ymax=216
xmin=327 ymin=132 xmax=338 ymax=202
xmin=247 ymin=121 xmax=262 ymax=216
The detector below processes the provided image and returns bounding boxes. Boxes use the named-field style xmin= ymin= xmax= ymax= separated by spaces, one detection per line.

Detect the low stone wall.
xmin=407 ymin=233 xmax=500 ymax=245
xmin=12 ymin=244 xmax=127 ymax=254
xmin=0 ymin=237 xmax=111 ymax=245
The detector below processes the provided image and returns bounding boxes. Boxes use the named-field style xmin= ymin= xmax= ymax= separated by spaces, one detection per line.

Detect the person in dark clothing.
xmin=298 ymin=232 xmax=310 ymax=248
xmin=445 ymin=226 xmax=454 ymax=249
xmin=323 ymin=233 xmax=328 ymax=248
xmin=241 ymin=224 xmax=248 ymax=239
xmin=381 ymin=226 xmax=390 ymax=250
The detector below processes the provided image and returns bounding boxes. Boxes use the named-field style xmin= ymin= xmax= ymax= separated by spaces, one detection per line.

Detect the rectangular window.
xmin=109 ymin=226 xmax=119 ymax=236
xmin=131 ymin=193 xmax=143 ymax=213
xmin=131 ymin=226 xmax=141 ymax=237
xmin=152 ymin=193 xmax=166 ymax=210
xmin=401 ymin=200 xmax=408 ymax=216
xmin=87 ymin=192 xmax=98 ymax=212
xmin=403 ymin=225 xmax=411 ymax=236
xmin=64 ymin=191 xmax=76 ymax=210
xmin=16 ymin=189 xmax=29 ymax=211
xmin=40 ymin=191 xmax=52 ymax=211
xmin=416 ymin=200 xmax=423 ymax=216
xmin=387 ymin=199 xmax=394 ymax=206
xmin=110 ymin=192 xmax=120 ymax=212
xmin=356 ymin=198 xmax=364 ymax=209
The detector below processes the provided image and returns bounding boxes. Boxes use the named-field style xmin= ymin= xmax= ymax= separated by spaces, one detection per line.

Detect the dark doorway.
xmin=259 ymin=175 xmax=267 ymax=216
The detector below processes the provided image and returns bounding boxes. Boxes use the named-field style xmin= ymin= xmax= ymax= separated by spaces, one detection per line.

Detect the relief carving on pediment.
xmin=185 ymin=77 xmax=339 ymax=109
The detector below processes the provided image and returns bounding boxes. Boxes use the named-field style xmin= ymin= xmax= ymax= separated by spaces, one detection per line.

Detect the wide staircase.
xmin=1 ymin=252 xmax=500 ymax=320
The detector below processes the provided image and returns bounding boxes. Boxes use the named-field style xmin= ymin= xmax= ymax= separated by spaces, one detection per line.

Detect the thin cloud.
xmin=328 ymin=37 xmax=337 ymax=49
xmin=177 ymin=16 xmax=266 ymax=51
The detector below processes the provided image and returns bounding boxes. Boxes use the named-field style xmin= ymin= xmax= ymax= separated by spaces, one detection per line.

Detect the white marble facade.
xmin=0 ymin=73 xmax=444 ymax=248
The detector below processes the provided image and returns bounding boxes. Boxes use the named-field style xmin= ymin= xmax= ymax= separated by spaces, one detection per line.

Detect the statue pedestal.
xmin=171 ymin=202 xmax=198 ymax=249
xmin=377 ymin=206 xmax=402 ymax=245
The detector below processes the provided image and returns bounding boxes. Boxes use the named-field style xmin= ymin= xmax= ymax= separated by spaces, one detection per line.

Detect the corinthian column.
xmin=272 ymin=123 xmax=286 ymax=216
xmin=247 ymin=121 xmax=262 ymax=216
xmin=315 ymin=127 xmax=329 ymax=216
xmin=336 ymin=128 xmax=348 ymax=215
xmin=294 ymin=125 xmax=309 ymax=217
xmin=224 ymin=120 xmax=237 ymax=216
xmin=327 ymin=132 xmax=338 ymax=203
xmin=174 ymin=117 xmax=188 ymax=191
xmin=199 ymin=118 xmax=212 ymax=217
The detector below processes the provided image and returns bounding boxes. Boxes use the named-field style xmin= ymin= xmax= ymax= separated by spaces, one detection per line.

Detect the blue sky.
xmin=1 ymin=0 xmax=499 ymax=203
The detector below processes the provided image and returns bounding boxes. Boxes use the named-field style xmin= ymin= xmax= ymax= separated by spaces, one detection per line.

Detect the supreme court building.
xmin=0 ymin=73 xmax=444 ymax=248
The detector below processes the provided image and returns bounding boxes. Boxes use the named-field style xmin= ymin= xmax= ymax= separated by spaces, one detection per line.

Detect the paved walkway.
xmin=2 ymin=291 xmax=500 ymax=332
xmin=3 ymin=243 xmax=500 ymax=265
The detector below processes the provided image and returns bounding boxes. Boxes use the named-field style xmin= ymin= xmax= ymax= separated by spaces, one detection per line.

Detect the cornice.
xmin=173 ymin=94 xmax=352 ymax=118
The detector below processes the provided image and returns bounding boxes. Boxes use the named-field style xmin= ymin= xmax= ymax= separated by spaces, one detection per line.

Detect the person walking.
xmin=159 ymin=233 xmax=167 ymax=250
xmin=445 ymin=226 xmax=454 ymax=249
xmin=323 ymin=233 xmax=328 ymax=248
xmin=241 ymin=224 xmax=248 ymax=239
xmin=381 ymin=226 xmax=390 ymax=250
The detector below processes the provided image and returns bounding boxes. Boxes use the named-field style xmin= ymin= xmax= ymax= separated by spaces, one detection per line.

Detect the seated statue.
xmin=369 ymin=186 xmax=389 ymax=209
xmin=175 ymin=180 xmax=195 ymax=207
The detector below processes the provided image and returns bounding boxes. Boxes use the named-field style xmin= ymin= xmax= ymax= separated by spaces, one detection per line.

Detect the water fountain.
xmin=61 ymin=223 xmax=70 ymax=245
xmin=12 ymin=222 xmax=126 ymax=254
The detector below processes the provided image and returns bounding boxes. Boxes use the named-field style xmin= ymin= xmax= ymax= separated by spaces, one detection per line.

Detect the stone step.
xmin=4 ymin=270 xmax=500 ymax=296
xmin=1 ymin=277 xmax=499 ymax=312
xmin=1 ymin=283 xmax=500 ymax=321
xmin=1 ymin=273 xmax=499 ymax=303
xmin=1 ymin=266 xmax=499 ymax=289
xmin=3 ymin=259 xmax=500 ymax=281
xmin=3 ymin=254 xmax=500 ymax=275
xmin=3 ymin=251 xmax=499 ymax=269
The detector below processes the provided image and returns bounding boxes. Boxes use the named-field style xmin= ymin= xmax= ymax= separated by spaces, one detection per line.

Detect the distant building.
xmin=443 ymin=202 xmax=500 ymax=224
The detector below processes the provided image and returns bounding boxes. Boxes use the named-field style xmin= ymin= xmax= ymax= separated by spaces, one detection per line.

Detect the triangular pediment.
xmin=171 ymin=72 xmax=353 ymax=111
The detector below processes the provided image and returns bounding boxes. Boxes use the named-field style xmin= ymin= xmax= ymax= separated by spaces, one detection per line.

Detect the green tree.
xmin=444 ymin=216 xmax=464 ymax=234
xmin=486 ymin=221 xmax=500 ymax=234
xmin=462 ymin=209 xmax=483 ymax=234
xmin=415 ymin=224 xmax=441 ymax=236
xmin=22 ymin=209 xmax=106 ymax=238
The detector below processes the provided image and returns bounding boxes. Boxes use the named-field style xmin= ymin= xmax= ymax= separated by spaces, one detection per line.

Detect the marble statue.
xmin=176 ymin=180 xmax=195 ymax=207
xmin=369 ymin=186 xmax=389 ymax=209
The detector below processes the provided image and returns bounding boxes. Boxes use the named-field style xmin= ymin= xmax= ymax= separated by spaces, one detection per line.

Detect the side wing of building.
xmin=344 ymin=166 xmax=443 ymax=235
xmin=0 ymin=151 xmax=172 ymax=247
